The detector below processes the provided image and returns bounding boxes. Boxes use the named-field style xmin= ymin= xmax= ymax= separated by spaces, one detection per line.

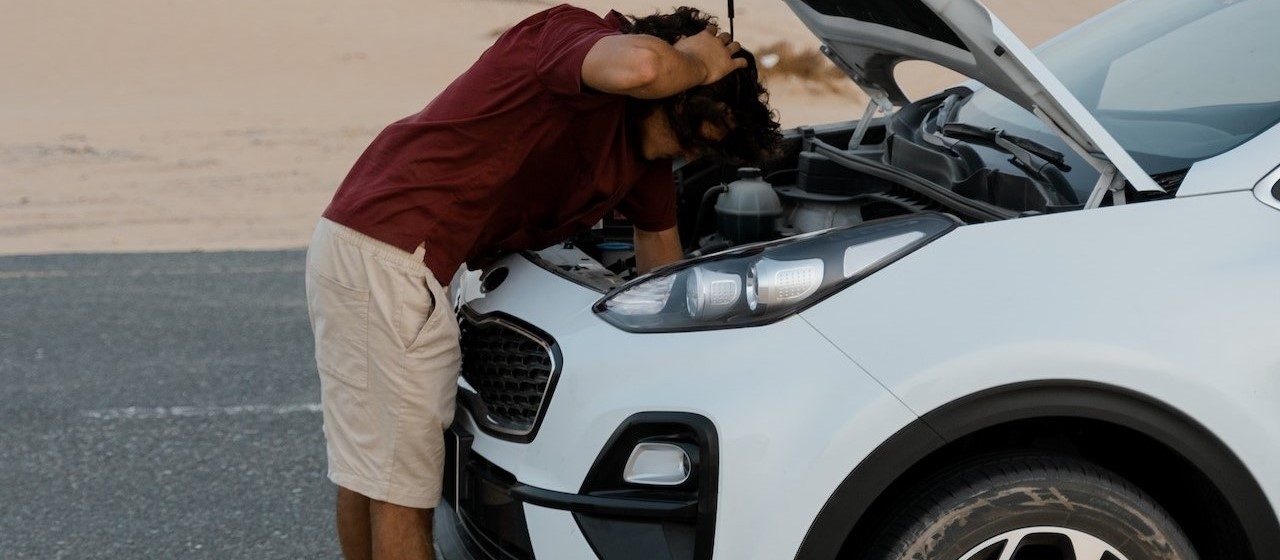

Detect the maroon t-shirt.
xmin=322 ymin=5 xmax=677 ymax=279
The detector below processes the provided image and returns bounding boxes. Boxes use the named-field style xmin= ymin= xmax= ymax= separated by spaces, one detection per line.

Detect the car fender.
xmin=801 ymin=191 xmax=1280 ymax=556
xmin=793 ymin=380 xmax=1280 ymax=559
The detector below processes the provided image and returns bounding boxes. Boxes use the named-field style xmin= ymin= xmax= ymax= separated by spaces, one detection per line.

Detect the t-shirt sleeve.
xmin=533 ymin=6 xmax=620 ymax=97
xmin=617 ymin=162 xmax=678 ymax=232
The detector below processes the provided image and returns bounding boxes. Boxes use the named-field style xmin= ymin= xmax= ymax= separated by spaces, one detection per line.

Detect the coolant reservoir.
xmin=715 ymin=167 xmax=781 ymax=243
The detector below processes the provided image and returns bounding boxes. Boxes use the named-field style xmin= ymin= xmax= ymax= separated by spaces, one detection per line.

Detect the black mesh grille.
xmin=459 ymin=315 xmax=554 ymax=434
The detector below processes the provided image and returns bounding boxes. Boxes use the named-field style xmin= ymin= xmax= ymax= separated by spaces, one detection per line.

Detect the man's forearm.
xmin=627 ymin=38 xmax=709 ymax=99
xmin=583 ymin=35 xmax=706 ymax=99
xmin=581 ymin=26 xmax=745 ymax=100
xmin=634 ymin=226 xmax=683 ymax=273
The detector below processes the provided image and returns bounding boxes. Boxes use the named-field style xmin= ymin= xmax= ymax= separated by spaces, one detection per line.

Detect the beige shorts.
xmin=304 ymin=218 xmax=461 ymax=509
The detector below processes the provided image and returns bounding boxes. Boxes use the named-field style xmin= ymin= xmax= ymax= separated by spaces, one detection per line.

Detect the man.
xmin=305 ymin=4 xmax=780 ymax=559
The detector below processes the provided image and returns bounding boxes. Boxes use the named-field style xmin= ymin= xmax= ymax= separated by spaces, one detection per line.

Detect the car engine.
xmin=534 ymin=87 xmax=1166 ymax=286
xmin=541 ymin=121 xmax=940 ymax=285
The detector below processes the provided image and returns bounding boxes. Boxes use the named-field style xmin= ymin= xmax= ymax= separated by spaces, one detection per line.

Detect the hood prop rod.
xmin=726 ymin=0 xmax=734 ymax=38
xmin=816 ymin=44 xmax=895 ymax=150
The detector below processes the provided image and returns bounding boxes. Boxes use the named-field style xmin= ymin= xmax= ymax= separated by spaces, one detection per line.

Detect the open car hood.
xmin=783 ymin=0 xmax=1163 ymax=199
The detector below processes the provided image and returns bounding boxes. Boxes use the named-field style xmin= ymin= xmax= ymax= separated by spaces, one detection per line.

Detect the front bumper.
xmin=436 ymin=419 xmax=718 ymax=560
xmin=446 ymin=253 xmax=920 ymax=559
xmin=434 ymin=503 xmax=481 ymax=560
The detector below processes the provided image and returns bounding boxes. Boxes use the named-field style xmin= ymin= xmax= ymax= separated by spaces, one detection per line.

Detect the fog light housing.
xmin=577 ymin=413 xmax=718 ymax=560
xmin=623 ymin=442 xmax=692 ymax=486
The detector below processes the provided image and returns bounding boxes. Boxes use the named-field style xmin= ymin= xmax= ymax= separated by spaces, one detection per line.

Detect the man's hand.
xmin=583 ymin=24 xmax=747 ymax=100
xmin=633 ymin=226 xmax=683 ymax=273
xmin=673 ymin=25 xmax=746 ymax=86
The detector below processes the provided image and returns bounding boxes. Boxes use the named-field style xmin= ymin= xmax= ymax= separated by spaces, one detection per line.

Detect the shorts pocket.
xmin=308 ymin=269 xmax=370 ymax=388
xmin=399 ymin=277 xmax=437 ymax=350
xmin=407 ymin=276 xmax=458 ymax=354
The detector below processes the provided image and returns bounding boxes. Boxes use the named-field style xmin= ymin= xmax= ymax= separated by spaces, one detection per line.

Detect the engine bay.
xmin=531 ymin=91 xmax=1174 ymax=288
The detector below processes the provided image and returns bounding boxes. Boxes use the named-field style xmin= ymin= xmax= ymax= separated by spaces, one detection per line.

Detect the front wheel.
xmin=866 ymin=454 xmax=1199 ymax=560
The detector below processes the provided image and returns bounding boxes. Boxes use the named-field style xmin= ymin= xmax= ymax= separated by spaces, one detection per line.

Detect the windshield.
xmin=954 ymin=0 xmax=1280 ymax=189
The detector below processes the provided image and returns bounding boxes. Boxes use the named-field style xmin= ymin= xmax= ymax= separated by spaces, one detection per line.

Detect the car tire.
xmin=865 ymin=453 xmax=1199 ymax=560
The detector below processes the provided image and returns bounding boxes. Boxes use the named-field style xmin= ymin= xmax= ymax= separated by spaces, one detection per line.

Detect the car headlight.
xmin=594 ymin=214 xmax=959 ymax=332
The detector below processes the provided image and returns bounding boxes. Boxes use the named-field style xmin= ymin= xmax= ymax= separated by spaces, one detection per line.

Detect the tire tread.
xmin=862 ymin=452 xmax=1196 ymax=560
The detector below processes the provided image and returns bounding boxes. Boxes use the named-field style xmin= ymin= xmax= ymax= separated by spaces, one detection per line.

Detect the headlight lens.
xmin=685 ymin=267 xmax=742 ymax=319
xmin=594 ymin=214 xmax=958 ymax=332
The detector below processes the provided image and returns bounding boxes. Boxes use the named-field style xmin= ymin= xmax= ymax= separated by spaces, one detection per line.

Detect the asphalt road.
xmin=0 ymin=250 xmax=342 ymax=558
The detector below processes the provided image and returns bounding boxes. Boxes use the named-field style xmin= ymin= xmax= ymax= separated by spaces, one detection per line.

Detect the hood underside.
xmin=782 ymin=0 xmax=1163 ymax=197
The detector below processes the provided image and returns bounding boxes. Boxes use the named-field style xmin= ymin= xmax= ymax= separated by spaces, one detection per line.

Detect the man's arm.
xmin=634 ymin=226 xmax=683 ymax=274
xmin=582 ymin=24 xmax=745 ymax=100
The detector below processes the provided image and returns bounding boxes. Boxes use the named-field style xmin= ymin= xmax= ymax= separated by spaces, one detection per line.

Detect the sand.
xmin=0 ymin=0 xmax=1118 ymax=256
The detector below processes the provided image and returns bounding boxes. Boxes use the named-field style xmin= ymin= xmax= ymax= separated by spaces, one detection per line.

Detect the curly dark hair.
xmin=623 ymin=7 xmax=782 ymax=165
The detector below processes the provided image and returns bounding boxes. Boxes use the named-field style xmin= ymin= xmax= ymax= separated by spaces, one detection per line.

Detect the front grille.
xmin=458 ymin=310 xmax=558 ymax=440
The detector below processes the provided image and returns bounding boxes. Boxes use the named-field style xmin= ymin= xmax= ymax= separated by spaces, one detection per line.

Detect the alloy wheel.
xmin=958 ymin=526 xmax=1129 ymax=560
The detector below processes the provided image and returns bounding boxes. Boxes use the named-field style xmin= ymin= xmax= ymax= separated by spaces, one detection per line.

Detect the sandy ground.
xmin=0 ymin=0 xmax=1118 ymax=256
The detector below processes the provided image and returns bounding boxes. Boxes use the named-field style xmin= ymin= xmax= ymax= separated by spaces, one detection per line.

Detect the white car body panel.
xmin=457 ymin=255 xmax=923 ymax=559
xmin=523 ymin=506 xmax=598 ymax=560
xmin=1179 ymin=122 xmax=1280 ymax=198
xmin=801 ymin=190 xmax=1280 ymax=517
xmin=448 ymin=189 xmax=1280 ymax=559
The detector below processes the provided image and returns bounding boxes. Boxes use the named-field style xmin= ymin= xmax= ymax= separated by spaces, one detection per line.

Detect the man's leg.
xmin=307 ymin=220 xmax=459 ymax=559
xmin=370 ymin=501 xmax=434 ymax=560
xmin=337 ymin=486 xmax=373 ymax=560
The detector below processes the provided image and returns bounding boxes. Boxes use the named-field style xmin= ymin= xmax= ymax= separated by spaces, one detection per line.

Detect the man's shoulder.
xmin=513 ymin=4 xmax=622 ymax=33
xmin=541 ymin=4 xmax=604 ymax=22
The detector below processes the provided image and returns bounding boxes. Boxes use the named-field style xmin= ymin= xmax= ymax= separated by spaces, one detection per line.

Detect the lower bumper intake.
xmin=444 ymin=413 xmax=719 ymax=559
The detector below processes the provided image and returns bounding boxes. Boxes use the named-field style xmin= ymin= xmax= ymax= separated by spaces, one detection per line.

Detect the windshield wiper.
xmin=939 ymin=123 xmax=1071 ymax=172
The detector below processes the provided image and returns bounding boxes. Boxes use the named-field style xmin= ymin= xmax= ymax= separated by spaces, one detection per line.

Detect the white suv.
xmin=435 ymin=0 xmax=1280 ymax=558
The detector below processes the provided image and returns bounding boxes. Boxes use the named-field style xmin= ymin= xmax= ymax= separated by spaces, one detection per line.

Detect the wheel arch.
xmin=793 ymin=380 xmax=1280 ymax=560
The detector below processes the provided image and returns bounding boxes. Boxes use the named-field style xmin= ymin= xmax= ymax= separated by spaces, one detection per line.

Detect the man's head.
xmin=625 ymin=8 xmax=782 ymax=165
